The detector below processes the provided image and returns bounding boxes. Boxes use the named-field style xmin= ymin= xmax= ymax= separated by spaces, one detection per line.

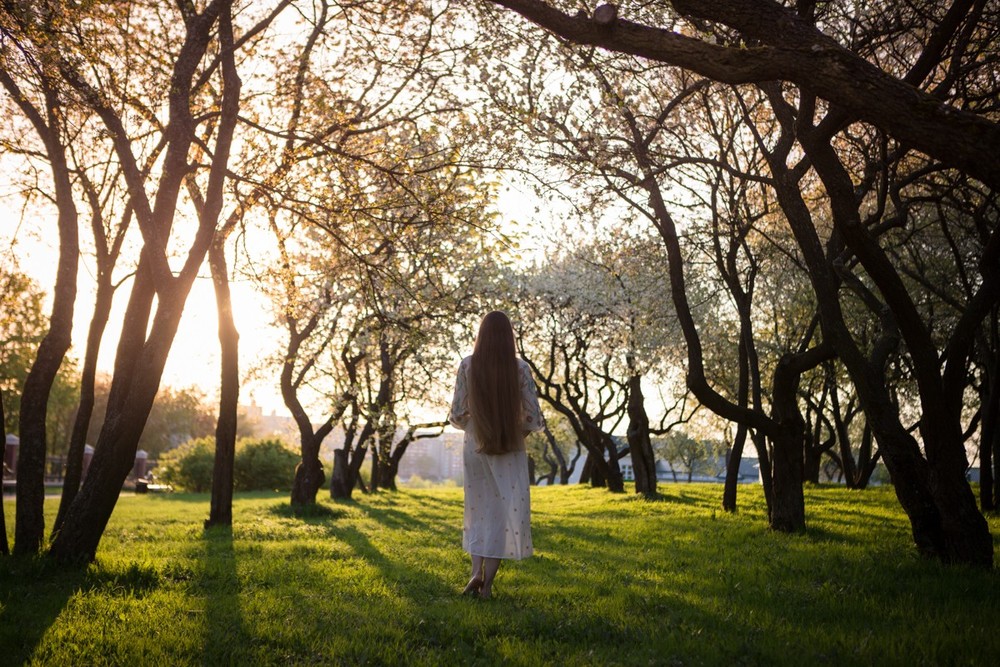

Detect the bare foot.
xmin=462 ymin=577 xmax=483 ymax=595
xmin=478 ymin=583 xmax=493 ymax=599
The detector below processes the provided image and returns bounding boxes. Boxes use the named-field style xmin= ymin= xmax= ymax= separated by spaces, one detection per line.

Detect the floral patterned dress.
xmin=448 ymin=356 xmax=544 ymax=560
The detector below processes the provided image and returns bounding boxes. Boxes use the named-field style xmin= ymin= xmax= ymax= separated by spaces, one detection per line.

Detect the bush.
xmin=157 ymin=437 xmax=215 ymax=492
xmin=234 ymin=437 xmax=299 ymax=491
xmin=157 ymin=437 xmax=299 ymax=493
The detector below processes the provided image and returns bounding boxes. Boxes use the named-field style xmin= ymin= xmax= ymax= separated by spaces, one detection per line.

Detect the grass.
xmin=1 ymin=484 xmax=998 ymax=666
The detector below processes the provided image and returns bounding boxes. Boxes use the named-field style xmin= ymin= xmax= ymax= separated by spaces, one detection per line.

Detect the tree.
xmin=511 ymin=231 xmax=689 ymax=495
xmin=44 ymin=0 xmax=266 ymax=563
xmin=486 ymin=0 xmax=997 ymax=566
xmin=1 ymin=387 xmax=8 ymax=556
xmin=483 ymin=0 xmax=1000 ymax=189
xmin=657 ymin=431 xmax=725 ymax=482
xmin=1 ymin=1 xmax=82 ymax=555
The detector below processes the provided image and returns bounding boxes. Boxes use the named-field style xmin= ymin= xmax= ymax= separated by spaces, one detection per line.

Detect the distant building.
xmin=243 ymin=399 xmax=302 ymax=443
xmin=397 ymin=432 xmax=463 ymax=482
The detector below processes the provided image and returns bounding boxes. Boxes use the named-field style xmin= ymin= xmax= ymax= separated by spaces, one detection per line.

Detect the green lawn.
xmin=1 ymin=484 xmax=998 ymax=666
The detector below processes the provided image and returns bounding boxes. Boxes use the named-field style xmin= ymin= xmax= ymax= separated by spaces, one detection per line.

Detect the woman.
xmin=448 ymin=311 xmax=543 ymax=599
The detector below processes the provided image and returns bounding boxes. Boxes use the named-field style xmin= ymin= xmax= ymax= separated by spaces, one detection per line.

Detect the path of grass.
xmin=1 ymin=484 xmax=998 ymax=665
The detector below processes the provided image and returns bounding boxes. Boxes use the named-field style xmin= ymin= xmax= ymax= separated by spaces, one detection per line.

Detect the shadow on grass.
xmin=329 ymin=519 xmax=457 ymax=599
xmin=353 ymin=501 xmax=457 ymax=543
xmin=198 ymin=525 xmax=247 ymax=664
xmin=0 ymin=555 xmax=161 ymax=664
xmin=0 ymin=557 xmax=85 ymax=664
xmin=269 ymin=501 xmax=345 ymax=521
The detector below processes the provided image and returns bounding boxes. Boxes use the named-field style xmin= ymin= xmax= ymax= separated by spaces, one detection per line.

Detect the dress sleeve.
xmin=519 ymin=361 xmax=544 ymax=433
xmin=449 ymin=358 xmax=471 ymax=431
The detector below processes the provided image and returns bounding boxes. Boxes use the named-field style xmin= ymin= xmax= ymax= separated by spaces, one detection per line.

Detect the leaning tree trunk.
xmin=603 ymin=442 xmax=626 ymax=493
xmin=852 ymin=425 xmax=880 ymax=490
xmin=626 ymin=373 xmax=658 ymax=496
xmin=541 ymin=423 xmax=572 ymax=484
xmin=723 ymin=423 xmax=749 ymax=513
xmin=331 ymin=412 xmax=368 ymax=500
xmin=49 ymin=262 xmax=193 ymax=562
xmin=1 ymin=388 xmax=9 ymax=556
xmin=13 ymin=147 xmax=79 ymax=556
xmin=206 ymin=239 xmax=239 ymax=528
xmin=14 ymin=261 xmax=77 ymax=556
xmin=723 ymin=334 xmax=753 ymax=512
xmin=55 ymin=276 xmax=115 ymax=534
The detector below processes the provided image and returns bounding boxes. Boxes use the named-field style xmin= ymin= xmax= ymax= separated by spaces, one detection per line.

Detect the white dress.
xmin=448 ymin=356 xmax=544 ymax=560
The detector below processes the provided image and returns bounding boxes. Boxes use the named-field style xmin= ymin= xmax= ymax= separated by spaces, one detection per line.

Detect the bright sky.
xmin=1 ymin=219 xmax=284 ymax=414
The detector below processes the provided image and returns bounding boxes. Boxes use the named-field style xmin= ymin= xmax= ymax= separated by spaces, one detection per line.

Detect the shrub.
xmin=157 ymin=437 xmax=214 ymax=492
xmin=155 ymin=436 xmax=300 ymax=493
xmin=234 ymin=437 xmax=299 ymax=491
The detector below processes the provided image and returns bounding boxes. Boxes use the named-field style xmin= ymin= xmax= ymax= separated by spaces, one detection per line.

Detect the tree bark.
xmin=722 ymin=424 xmax=748 ymax=513
xmin=54 ymin=268 xmax=116 ymax=534
xmin=48 ymin=0 xmax=240 ymax=563
xmin=723 ymin=330 xmax=754 ymax=512
xmin=764 ymin=129 xmax=951 ymax=561
xmin=768 ymin=347 xmax=831 ymax=533
xmin=291 ymin=451 xmax=326 ymax=507
xmin=14 ymin=208 xmax=77 ymax=554
xmin=801 ymin=122 xmax=993 ymax=567
xmin=626 ymin=373 xmax=657 ymax=496
xmin=1 ymin=388 xmax=8 ymax=556
xmin=3 ymin=68 xmax=80 ymax=555
xmin=206 ymin=238 xmax=239 ymax=528
xmin=330 ymin=448 xmax=352 ymax=499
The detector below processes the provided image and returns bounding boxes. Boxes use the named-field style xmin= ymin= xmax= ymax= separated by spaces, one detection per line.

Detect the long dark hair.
xmin=469 ymin=311 xmax=523 ymax=455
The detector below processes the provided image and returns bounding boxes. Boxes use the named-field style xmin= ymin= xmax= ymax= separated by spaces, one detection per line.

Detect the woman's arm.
xmin=448 ymin=358 xmax=471 ymax=430
xmin=519 ymin=361 xmax=544 ymax=433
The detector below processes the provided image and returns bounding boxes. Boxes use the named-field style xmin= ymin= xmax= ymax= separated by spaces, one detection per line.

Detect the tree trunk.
xmin=368 ymin=446 xmax=381 ymax=493
xmin=852 ymin=425 xmax=879 ymax=490
xmin=55 ymin=275 xmax=115 ymax=534
xmin=1 ymin=388 xmax=8 ymax=556
xmin=804 ymin=125 xmax=993 ymax=566
xmin=979 ymin=348 xmax=998 ymax=512
xmin=768 ymin=353 xmax=811 ymax=533
xmin=601 ymin=431 xmax=625 ymax=493
xmin=539 ymin=433 xmax=558 ymax=485
xmin=291 ymin=450 xmax=325 ymax=507
xmin=206 ymin=240 xmax=239 ymax=528
xmin=48 ymin=262 xmax=192 ymax=562
xmin=330 ymin=448 xmax=352 ymax=499
xmin=541 ymin=422 xmax=571 ymax=483
xmin=803 ymin=445 xmax=823 ymax=484
xmin=15 ymin=263 xmax=77 ymax=555
xmin=332 ymin=414 xmax=367 ymax=500
xmin=13 ymin=143 xmax=79 ymax=556
xmin=372 ymin=450 xmax=399 ymax=491
xmin=626 ymin=374 xmax=657 ymax=496
xmin=48 ymin=0 xmax=241 ymax=564
xmin=722 ymin=423 xmax=749 ymax=512
xmin=829 ymin=375 xmax=859 ymax=489
xmin=723 ymin=331 xmax=753 ymax=512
